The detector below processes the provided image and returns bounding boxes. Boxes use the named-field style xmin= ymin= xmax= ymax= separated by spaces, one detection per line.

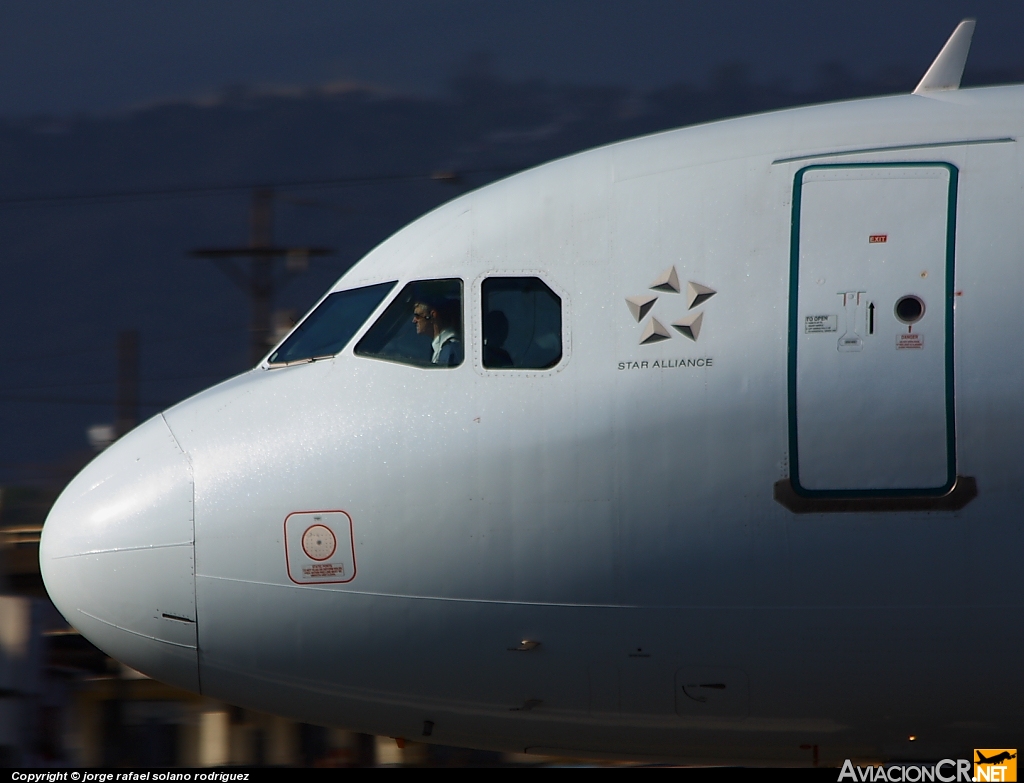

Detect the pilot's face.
xmin=412 ymin=304 xmax=432 ymax=335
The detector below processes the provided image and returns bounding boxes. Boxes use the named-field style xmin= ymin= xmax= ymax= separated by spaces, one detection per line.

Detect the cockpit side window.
xmin=355 ymin=279 xmax=464 ymax=368
xmin=482 ymin=277 xmax=562 ymax=369
xmin=267 ymin=281 xmax=396 ymax=366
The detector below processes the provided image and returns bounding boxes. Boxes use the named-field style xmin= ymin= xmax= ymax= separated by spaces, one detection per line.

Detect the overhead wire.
xmin=0 ymin=324 xmax=246 ymax=364
xmin=0 ymin=392 xmax=175 ymax=408
xmin=0 ymin=167 xmax=513 ymax=209
xmin=0 ymin=369 xmax=235 ymax=395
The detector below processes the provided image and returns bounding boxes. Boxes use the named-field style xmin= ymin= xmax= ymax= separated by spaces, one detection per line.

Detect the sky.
xmin=0 ymin=0 xmax=1022 ymax=117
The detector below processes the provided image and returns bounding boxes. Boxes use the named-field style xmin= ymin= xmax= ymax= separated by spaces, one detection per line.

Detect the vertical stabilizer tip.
xmin=913 ymin=19 xmax=976 ymax=94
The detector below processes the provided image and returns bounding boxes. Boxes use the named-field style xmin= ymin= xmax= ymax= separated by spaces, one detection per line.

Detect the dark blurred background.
xmin=0 ymin=0 xmax=1021 ymax=767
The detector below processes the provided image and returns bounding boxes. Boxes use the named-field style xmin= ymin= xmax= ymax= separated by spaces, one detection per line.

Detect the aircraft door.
xmin=789 ymin=164 xmax=956 ymax=495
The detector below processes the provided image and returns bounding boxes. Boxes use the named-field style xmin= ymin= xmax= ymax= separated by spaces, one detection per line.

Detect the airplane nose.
xmin=39 ymin=414 xmax=199 ymax=692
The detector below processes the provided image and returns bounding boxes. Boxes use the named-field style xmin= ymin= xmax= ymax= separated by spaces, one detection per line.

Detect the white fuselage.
xmin=41 ymin=86 xmax=1024 ymax=764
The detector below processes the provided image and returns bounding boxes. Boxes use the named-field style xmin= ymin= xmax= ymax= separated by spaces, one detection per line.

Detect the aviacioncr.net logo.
xmin=974 ymin=749 xmax=1017 ymax=782
xmin=838 ymin=759 xmax=973 ymax=782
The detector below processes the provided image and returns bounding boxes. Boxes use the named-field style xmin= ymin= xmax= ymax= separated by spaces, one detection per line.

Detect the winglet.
xmin=913 ymin=19 xmax=976 ymax=94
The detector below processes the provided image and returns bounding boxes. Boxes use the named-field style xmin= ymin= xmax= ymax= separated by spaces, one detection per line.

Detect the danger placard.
xmin=896 ymin=333 xmax=924 ymax=350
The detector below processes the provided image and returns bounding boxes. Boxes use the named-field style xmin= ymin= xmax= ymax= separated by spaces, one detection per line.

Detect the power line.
xmin=0 ymin=167 xmax=511 ymax=209
xmin=0 ymin=393 xmax=175 ymax=408
xmin=192 ymin=187 xmax=334 ymax=366
xmin=0 ymin=370 xmax=232 ymax=394
xmin=0 ymin=324 xmax=246 ymax=364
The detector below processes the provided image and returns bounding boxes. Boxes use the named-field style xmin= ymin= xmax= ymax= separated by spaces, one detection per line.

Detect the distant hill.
xmin=0 ymin=63 xmax=1020 ymax=479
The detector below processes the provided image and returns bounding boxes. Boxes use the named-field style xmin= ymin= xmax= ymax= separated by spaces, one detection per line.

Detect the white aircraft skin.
xmin=40 ymin=27 xmax=1024 ymax=764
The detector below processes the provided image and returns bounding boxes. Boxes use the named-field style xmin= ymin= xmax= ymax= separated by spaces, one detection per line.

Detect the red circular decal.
xmin=301 ymin=524 xmax=337 ymax=561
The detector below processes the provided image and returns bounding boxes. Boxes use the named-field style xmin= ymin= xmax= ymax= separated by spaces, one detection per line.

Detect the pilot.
xmin=412 ymin=298 xmax=463 ymax=366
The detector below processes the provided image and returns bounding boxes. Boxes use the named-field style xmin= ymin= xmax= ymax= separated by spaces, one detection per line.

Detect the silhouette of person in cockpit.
xmin=412 ymin=297 xmax=463 ymax=366
xmin=483 ymin=310 xmax=514 ymax=368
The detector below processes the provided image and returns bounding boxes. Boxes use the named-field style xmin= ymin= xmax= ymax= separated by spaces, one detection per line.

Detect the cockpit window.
xmin=267 ymin=281 xmax=396 ymax=366
xmin=355 ymin=279 xmax=464 ymax=368
xmin=482 ymin=277 xmax=562 ymax=369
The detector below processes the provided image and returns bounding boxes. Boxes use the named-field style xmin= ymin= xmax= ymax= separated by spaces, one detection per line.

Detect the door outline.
xmin=787 ymin=162 xmax=958 ymax=499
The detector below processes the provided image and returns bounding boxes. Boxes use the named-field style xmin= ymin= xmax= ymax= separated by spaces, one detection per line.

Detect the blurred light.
xmin=200 ymin=711 xmax=230 ymax=767
xmin=87 ymin=423 xmax=116 ymax=452
xmin=431 ymin=170 xmax=462 ymax=184
xmin=0 ymin=596 xmax=30 ymax=659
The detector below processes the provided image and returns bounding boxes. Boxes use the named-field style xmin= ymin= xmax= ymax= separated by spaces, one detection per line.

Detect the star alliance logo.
xmin=625 ymin=265 xmax=717 ymax=345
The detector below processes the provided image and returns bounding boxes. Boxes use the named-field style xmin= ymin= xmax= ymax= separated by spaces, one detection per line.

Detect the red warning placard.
xmin=896 ymin=333 xmax=924 ymax=350
xmin=284 ymin=510 xmax=356 ymax=584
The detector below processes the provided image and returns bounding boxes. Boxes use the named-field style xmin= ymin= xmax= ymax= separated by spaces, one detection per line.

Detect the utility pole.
xmin=115 ymin=330 xmax=139 ymax=437
xmin=191 ymin=188 xmax=332 ymax=366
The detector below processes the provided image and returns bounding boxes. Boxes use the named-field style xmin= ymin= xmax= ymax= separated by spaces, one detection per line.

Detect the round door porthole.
xmin=894 ymin=295 xmax=925 ymax=324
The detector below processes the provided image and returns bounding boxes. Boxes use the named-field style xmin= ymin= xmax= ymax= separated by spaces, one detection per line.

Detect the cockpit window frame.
xmin=471 ymin=271 xmax=571 ymax=377
xmin=264 ymin=280 xmax=398 ymax=368
xmin=353 ymin=278 xmax=466 ymax=370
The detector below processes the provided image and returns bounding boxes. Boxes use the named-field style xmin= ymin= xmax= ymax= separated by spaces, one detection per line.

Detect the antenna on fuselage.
xmin=913 ymin=19 xmax=976 ymax=94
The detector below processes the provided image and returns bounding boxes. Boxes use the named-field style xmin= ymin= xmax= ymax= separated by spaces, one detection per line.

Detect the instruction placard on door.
xmin=805 ymin=315 xmax=838 ymax=333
